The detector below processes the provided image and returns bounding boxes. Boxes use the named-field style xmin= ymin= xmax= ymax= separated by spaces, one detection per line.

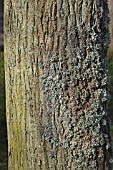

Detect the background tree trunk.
xmin=4 ymin=0 xmax=112 ymax=169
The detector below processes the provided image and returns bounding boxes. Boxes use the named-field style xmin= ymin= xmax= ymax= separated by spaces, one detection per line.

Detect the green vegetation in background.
xmin=0 ymin=51 xmax=7 ymax=170
xmin=107 ymin=45 xmax=113 ymax=152
xmin=108 ymin=48 xmax=113 ymax=62
xmin=108 ymin=60 xmax=113 ymax=116
xmin=0 ymin=52 xmax=4 ymax=82
xmin=108 ymin=61 xmax=113 ymax=76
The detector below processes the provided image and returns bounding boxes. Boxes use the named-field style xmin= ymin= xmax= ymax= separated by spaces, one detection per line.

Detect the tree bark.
xmin=4 ymin=0 xmax=112 ymax=169
xmin=108 ymin=0 xmax=113 ymax=60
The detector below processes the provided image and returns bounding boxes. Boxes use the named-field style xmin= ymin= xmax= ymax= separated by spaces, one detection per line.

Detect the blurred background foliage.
xmin=0 ymin=51 xmax=7 ymax=170
xmin=0 ymin=0 xmax=7 ymax=169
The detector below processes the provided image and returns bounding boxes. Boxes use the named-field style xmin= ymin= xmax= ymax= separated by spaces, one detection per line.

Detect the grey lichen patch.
xmin=38 ymin=0 xmax=112 ymax=169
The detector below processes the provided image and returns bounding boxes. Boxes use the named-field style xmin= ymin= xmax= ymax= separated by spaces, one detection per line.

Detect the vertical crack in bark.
xmin=5 ymin=0 xmax=112 ymax=169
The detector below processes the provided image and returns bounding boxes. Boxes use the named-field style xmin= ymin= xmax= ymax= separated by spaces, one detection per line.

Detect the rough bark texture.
xmin=4 ymin=0 xmax=112 ymax=169
xmin=108 ymin=0 xmax=113 ymax=60
xmin=0 ymin=0 xmax=4 ymax=51
xmin=108 ymin=0 xmax=113 ymax=39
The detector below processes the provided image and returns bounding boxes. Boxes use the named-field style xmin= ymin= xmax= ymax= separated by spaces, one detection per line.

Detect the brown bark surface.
xmin=0 ymin=0 xmax=3 ymax=50
xmin=108 ymin=0 xmax=113 ymax=59
xmin=4 ymin=0 xmax=112 ymax=169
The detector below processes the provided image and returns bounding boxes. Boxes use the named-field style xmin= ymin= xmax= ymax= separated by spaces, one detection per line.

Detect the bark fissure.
xmin=4 ymin=0 xmax=112 ymax=169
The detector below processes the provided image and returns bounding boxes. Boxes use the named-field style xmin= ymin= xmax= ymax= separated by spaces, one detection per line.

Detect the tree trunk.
xmin=108 ymin=0 xmax=113 ymax=60
xmin=4 ymin=0 xmax=112 ymax=169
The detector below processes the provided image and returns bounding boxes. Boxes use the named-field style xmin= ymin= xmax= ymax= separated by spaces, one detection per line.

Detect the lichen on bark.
xmin=4 ymin=0 xmax=112 ymax=169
